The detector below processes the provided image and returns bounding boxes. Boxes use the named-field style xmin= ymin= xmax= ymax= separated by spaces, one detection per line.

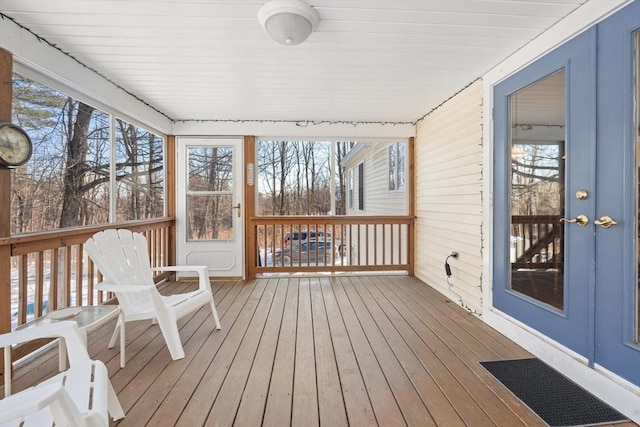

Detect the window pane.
xmin=186 ymin=145 xmax=235 ymax=241
xmin=11 ymin=74 xmax=110 ymax=232
xmin=358 ymin=162 xmax=364 ymax=211
xmin=187 ymin=194 xmax=233 ymax=240
xmin=257 ymin=140 xmax=331 ymax=215
xmin=334 ymin=141 xmax=355 ymax=215
xmin=389 ymin=144 xmax=397 ymax=191
xmin=398 ymin=143 xmax=406 ymax=190
xmin=349 ymin=168 xmax=354 ymax=209
xmin=509 ymin=70 xmax=565 ymax=310
xmin=115 ymin=119 xmax=164 ymax=221
xmin=188 ymin=146 xmax=233 ymax=192
xmin=388 ymin=142 xmax=406 ymax=192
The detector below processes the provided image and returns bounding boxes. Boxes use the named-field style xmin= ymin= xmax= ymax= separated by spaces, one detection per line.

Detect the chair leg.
xmin=119 ymin=320 xmax=126 ymax=368
xmin=210 ymin=301 xmax=221 ymax=330
xmin=155 ymin=313 xmax=185 ymax=360
xmin=107 ymin=378 xmax=125 ymax=420
xmin=108 ymin=315 xmax=122 ymax=349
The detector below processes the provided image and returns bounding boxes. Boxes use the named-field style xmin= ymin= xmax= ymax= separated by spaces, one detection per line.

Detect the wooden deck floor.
xmin=7 ymin=275 xmax=636 ymax=426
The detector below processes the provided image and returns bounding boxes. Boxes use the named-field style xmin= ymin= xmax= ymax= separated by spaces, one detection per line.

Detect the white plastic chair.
xmin=0 ymin=321 xmax=125 ymax=427
xmin=84 ymin=229 xmax=221 ymax=368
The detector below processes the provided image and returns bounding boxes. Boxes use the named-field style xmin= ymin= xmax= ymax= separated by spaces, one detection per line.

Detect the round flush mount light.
xmin=258 ymin=0 xmax=320 ymax=45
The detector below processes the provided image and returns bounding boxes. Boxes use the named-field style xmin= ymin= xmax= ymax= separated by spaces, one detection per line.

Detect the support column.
xmin=0 ymin=48 xmax=14 ymax=375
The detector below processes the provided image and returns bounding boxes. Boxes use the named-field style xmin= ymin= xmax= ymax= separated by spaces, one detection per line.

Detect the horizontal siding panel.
xmin=422 ymin=185 xmax=482 ymax=197
xmin=414 ymin=79 xmax=484 ymax=314
xmin=420 ymin=194 xmax=482 ymax=207
xmin=422 ymin=136 xmax=483 ymax=160
xmin=415 ymin=223 xmax=481 ymax=249
xmin=419 ymin=175 xmax=482 ymax=189
xmin=418 ymin=211 xmax=482 ymax=225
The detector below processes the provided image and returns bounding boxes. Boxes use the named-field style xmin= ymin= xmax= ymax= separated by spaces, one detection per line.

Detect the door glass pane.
xmin=635 ymin=32 xmax=640 ymax=342
xmin=187 ymin=194 xmax=233 ymax=240
xmin=509 ymin=70 xmax=565 ymax=310
xmin=186 ymin=146 xmax=234 ymax=241
xmin=187 ymin=146 xmax=233 ymax=191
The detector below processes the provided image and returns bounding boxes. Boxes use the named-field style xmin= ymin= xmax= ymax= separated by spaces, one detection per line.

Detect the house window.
xmin=388 ymin=142 xmax=406 ymax=191
xmin=358 ymin=161 xmax=364 ymax=211
xmin=348 ymin=168 xmax=354 ymax=209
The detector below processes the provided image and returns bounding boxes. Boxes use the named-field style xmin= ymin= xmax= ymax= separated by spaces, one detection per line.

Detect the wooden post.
xmin=407 ymin=136 xmax=415 ymax=276
xmin=165 ymin=135 xmax=177 ymax=273
xmin=244 ymin=135 xmax=256 ymax=279
xmin=0 ymin=48 xmax=13 ymax=376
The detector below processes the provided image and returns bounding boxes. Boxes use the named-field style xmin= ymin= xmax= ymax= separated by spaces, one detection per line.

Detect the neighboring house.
xmin=341 ymin=141 xmax=410 ymax=266
xmin=341 ymin=141 xmax=408 ymax=216
xmin=1 ymin=0 xmax=639 ymax=421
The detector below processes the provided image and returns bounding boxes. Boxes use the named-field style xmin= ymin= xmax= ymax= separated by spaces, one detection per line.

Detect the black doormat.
xmin=480 ymin=358 xmax=628 ymax=426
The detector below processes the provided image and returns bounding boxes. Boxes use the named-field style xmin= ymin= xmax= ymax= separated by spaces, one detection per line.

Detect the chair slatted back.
xmin=84 ymin=229 xmax=157 ymax=311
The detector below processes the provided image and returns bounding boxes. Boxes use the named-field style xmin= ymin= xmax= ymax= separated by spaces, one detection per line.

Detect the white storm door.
xmin=176 ymin=137 xmax=244 ymax=278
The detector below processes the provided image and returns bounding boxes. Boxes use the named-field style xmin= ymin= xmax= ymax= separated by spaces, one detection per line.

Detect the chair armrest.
xmin=0 ymin=321 xmax=90 ymax=365
xmin=152 ymin=265 xmax=207 ymax=275
xmin=152 ymin=266 xmax=211 ymax=291
xmin=96 ymin=282 xmax=153 ymax=293
xmin=0 ymin=382 xmax=84 ymax=425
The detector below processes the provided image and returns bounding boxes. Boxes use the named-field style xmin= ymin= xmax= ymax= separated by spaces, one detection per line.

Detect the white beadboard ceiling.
xmin=0 ymin=0 xmax=589 ymax=123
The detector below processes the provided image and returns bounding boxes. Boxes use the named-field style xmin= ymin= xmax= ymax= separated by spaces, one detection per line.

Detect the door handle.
xmin=231 ymin=203 xmax=241 ymax=218
xmin=560 ymin=214 xmax=589 ymax=226
xmin=594 ymin=215 xmax=617 ymax=229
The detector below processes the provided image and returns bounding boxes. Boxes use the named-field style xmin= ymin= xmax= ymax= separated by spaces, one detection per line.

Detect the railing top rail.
xmin=2 ymin=217 xmax=175 ymax=255
xmin=251 ymin=215 xmax=414 ymax=225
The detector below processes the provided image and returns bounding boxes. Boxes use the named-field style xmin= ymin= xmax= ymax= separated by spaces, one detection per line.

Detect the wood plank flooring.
xmin=5 ymin=275 xmax=637 ymax=426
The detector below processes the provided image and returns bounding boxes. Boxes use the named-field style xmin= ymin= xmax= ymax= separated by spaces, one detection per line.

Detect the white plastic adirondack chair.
xmin=84 ymin=229 xmax=221 ymax=368
xmin=0 ymin=321 xmax=125 ymax=427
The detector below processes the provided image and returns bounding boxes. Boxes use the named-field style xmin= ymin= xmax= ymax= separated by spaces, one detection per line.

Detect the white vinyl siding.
xmin=344 ymin=142 xmax=408 ymax=216
xmin=414 ymin=79 xmax=484 ymax=314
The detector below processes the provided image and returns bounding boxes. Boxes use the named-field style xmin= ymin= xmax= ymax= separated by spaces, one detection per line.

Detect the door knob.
xmin=594 ymin=215 xmax=617 ymax=229
xmin=560 ymin=214 xmax=589 ymax=226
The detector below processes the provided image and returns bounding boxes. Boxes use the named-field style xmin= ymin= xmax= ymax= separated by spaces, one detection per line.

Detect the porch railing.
xmin=249 ymin=216 xmax=414 ymax=276
xmin=511 ymin=215 xmax=562 ymax=270
xmin=1 ymin=218 xmax=175 ymax=362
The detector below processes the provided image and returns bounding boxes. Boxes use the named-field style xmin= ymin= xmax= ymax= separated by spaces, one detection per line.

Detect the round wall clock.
xmin=0 ymin=122 xmax=33 ymax=168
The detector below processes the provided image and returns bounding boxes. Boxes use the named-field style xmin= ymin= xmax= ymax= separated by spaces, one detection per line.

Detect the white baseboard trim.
xmin=484 ymin=308 xmax=640 ymax=424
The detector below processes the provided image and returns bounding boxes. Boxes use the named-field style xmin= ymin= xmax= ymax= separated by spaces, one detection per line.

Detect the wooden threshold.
xmin=4 ymin=276 xmax=636 ymax=427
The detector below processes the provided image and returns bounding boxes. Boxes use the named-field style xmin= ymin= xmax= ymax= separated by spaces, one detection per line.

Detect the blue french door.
xmin=593 ymin=2 xmax=640 ymax=386
xmin=493 ymin=0 xmax=640 ymax=386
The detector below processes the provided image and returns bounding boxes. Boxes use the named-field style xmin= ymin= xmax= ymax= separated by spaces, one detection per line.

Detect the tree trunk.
xmin=59 ymin=100 xmax=94 ymax=228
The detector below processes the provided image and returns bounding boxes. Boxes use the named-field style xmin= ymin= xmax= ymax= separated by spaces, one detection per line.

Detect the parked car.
xmin=283 ymin=231 xmax=332 ymax=248
xmin=274 ymin=240 xmax=339 ymax=266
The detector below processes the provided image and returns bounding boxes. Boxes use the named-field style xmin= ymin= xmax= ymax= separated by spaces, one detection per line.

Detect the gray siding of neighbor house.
xmin=414 ymin=79 xmax=484 ymax=314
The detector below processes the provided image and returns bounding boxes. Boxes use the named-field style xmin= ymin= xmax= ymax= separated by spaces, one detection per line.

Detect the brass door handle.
xmin=231 ymin=203 xmax=241 ymax=218
xmin=594 ymin=215 xmax=617 ymax=229
xmin=560 ymin=214 xmax=589 ymax=226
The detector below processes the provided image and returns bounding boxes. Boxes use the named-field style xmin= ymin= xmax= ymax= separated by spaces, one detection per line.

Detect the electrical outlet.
xmin=450 ymin=251 xmax=459 ymax=258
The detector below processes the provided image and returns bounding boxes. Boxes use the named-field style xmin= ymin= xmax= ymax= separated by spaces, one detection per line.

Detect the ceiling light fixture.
xmin=258 ymin=0 xmax=319 ymax=45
